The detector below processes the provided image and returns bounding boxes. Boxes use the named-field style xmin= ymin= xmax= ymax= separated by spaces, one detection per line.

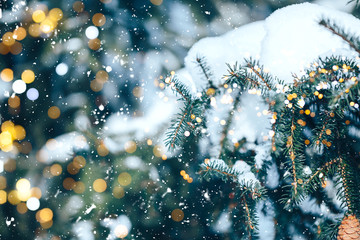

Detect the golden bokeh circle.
xmin=48 ymin=106 xmax=60 ymax=119
xmin=92 ymin=13 xmax=106 ymax=27
xmin=21 ymin=70 xmax=35 ymax=84
xmin=1 ymin=68 xmax=14 ymax=82
xmin=8 ymin=96 xmax=20 ymax=108
xmin=93 ymin=179 xmax=107 ymax=193
xmin=171 ymin=209 xmax=184 ymax=222
xmin=2 ymin=32 xmax=15 ymax=46
xmin=118 ymin=172 xmax=132 ymax=186
xmin=73 ymin=1 xmax=85 ymax=13
xmin=13 ymin=27 xmax=27 ymax=41
xmin=32 ymin=10 xmax=46 ymax=23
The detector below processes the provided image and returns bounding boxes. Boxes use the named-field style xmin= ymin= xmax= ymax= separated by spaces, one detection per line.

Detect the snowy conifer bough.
xmin=164 ymin=3 xmax=360 ymax=239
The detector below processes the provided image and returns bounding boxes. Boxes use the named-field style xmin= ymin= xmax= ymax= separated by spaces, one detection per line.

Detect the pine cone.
xmin=337 ymin=215 xmax=360 ymax=240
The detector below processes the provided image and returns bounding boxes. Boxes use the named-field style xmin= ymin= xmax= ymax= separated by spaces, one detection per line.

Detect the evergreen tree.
xmin=0 ymin=1 xmax=358 ymax=240
xmin=164 ymin=4 xmax=360 ymax=240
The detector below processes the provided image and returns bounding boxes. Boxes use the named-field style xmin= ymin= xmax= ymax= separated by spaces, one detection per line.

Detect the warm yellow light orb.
xmin=171 ymin=209 xmax=184 ymax=222
xmin=150 ymin=0 xmax=163 ymax=6
xmin=2 ymin=32 xmax=15 ymax=46
xmin=74 ymin=181 xmax=85 ymax=194
xmin=97 ymin=144 xmax=109 ymax=157
xmin=1 ymin=68 xmax=14 ymax=82
xmin=8 ymin=96 xmax=20 ymax=109
xmin=8 ymin=190 xmax=20 ymax=205
xmin=73 ymin=156 xmax=86 ymax=168
xmin=50 ymin=164 xmax=62 ymax=176
xmin=13 ymin=27 xmax=27 ymax=41
xmin=14 ymin=125 xmax=26 ymax=140
xmin=21 ymin=70 xmax=35 ymax=84
xmin=0 ymin=131 xmax=13 ymax=147
xmin=40 ymin=18 xmax=56 ymax=33
xmin=39 ymin=208 xmax=53 ymax=222
xmin=29 ymin=24 xmax=41 ymax=37
xmin=16 ymin=178 xmax=31 ymax=191
xmin=92 ymin=13 xmax=106 ymax=27
xmin=95 ymin=70 xmax=109 ymax=83
xmin=32 ymin=10 xmax=46 ymax=23
xmin=48 ymin=106 xmax=61 ymax=119
xmin=93 ymin=179 xmax=107 ymax=193
xmin=0 ymin=190 xmax=7 ymax=204
xmin=118 ymin=172 xmax=132 ymax=186
xmin=49 ymin=8 xmax=63 ymax=21
xmin=124 ymin=141 xmax=137 ymax=153
xmin=112 ymin=186 xmax=125 ymax=199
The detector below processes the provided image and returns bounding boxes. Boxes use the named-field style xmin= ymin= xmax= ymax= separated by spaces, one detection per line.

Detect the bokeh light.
xmin=88 ymin=38 xmax=101 ymax=50
xmin=55 ymin=63 xmax=68 ymax=76
xmin=114 ymin=224 xmax=129 ymax=238
xmin=171 ymin=209 xmax=184 ymax=222
xmin=112 ymin=186 xmax=125 ymax=199
xmin=48 ymin=106 xmax=60 ymax=119
xmin=2 ymin=32 xmax=15 ymax=46
xmin=1 ymin=68 xmax=14 ymax=82
xmin=73 ymin=1 xmax=85 ymax=13
xmin=8 ymin=190 xmax=20 ymax=205
xmin=26 ymin=197 xmax=40 ymax=211
xmin=32 ymin=10 xmax=46 ymax=23
xmin=8 ymin=96 xmax=20 ymax=108
xmin=92 ymin=13 xmax=106 ymax=27
xmin=38 ymin=208 xmax=53 ymax=223
xmin=93 ymin=179 xmax=107 ymax=193
xmin=0 ymin=190 xmax=7 ymax=204
xmin=118 ymin=172 xmax=132 ymax=186
xmin=26 ymin=88 xmax=39 ymax=101
xmin=13 ymin=27 xmax=27 ymax=41
xmin=28 ymin=24 xmax=41 ymax=37
xmin=17 ymin=202 xmax=28 ymax=214
xmin=124 ymin=141 xmax=137 ymax=153
xmin=10 ymin=42 xmax=22 ymax=55
xmin=49 ymin=8 xmax=63 ymax=21
xmin=50 ymin=164 xmax=62 ymax=176
xmin=12 ymin=80 xmax=27 ymax=94
xmin=63 ymin=177 xmax=76 ymax=190
xmin=85 ymin=26 xmax=99 ymax=39
xmin=21 ymin=70 xmax=35 ymax=84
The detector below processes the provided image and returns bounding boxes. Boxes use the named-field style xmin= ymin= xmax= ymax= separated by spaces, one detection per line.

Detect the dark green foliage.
xmin=318 ymin=219 xmax=342 ymax=240
xmin=225 ymin=58 xmax=279 ymax=95
xmin=165 ymin=19 xmax=360 ymax=239
xmin=162 ymin=75 xmax=210 ymax=149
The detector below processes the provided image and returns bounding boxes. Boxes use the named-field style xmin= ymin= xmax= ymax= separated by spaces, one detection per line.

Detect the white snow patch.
xmin=266 ymin=162 xmax=280 ymax=189
xmin=101 ymin=215 xmax=132 ymax=240
xmin=315 ymin=0 xmax=355 ymax=12
xmin=124 ymin=156 xmax=145 ymax=170
xmin=104 ymin=100 xmax=175 ymax=153
xmin=257 ymin=201 xmax=276 ymax=240
xmin=38 ymin=131 xmax=89 ymax=163
xmin=254 ymin=142 xmax=272 ymax=169
xmin=212 ymin=211 xmax=232 ymax=233
xmin=184 ymin=21 xmax=265 ymax=91
xmin=73 ymin=221 xmax=94 ymax=240
xmin=261 ymin=3 xmax=360 ymax=82
xmin=233 ymin=160 xmax=259 ymax=186
xmin=65 ymin=195 xmax=84 ymax=215
xmin=299 ymin=196 xmax=343 ymax=219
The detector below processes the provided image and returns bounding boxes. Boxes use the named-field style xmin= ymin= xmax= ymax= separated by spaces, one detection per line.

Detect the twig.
xmin=320 ymin=20 xmax=360 ymax=56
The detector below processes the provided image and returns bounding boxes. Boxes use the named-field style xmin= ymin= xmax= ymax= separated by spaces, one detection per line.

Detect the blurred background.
xmin=0 ymin=0 xmax=358 ymax=239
